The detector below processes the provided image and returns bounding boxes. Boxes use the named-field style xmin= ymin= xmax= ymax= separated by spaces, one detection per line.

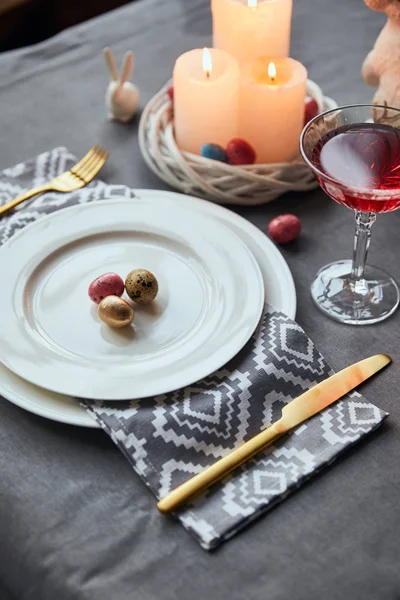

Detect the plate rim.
xmin=0 ymin=198 xmax=265 ymax=400
xmin=0 ymin=364 xmax=98 ymax=428
xmin=135 ymin=189 xmax=297 ymax=318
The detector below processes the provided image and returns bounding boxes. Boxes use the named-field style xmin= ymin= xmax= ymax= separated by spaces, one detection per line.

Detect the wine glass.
xmin=300 ymin=104 xmax=400 ymax=325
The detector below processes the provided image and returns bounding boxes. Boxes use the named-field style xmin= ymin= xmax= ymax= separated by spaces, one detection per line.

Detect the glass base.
xmin=311 ymin=260 xmax=400 ymax=325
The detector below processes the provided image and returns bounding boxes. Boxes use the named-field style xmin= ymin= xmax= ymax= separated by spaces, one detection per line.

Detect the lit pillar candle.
xmin=173 ymin=48 xmax=240 ymax=155
xmin=211 ymin=0 xmax=293 ymax=65
xmin=239 ymin=57 xmax=307 ymax=163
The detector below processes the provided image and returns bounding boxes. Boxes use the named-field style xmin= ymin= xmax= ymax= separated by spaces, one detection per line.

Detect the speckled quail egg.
xmin=125 ymin=269 xmax=158 ymax=305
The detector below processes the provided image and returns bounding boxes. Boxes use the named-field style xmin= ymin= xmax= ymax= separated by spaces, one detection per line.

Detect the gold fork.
xmin=0 ymin=145 xmax=109 ymax=217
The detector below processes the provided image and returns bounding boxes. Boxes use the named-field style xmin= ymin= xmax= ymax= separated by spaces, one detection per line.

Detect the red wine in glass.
xmin=300 ymin=105 xmax=400 ymax=325
xmin=311 ymin=123 xmax=400 ymax=213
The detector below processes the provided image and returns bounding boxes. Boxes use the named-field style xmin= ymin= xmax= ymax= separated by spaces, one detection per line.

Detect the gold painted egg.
xmin=98 ymin=296 xmax=134 ymax=328
xmin=125 ymin=269 xmax=159 ymax=305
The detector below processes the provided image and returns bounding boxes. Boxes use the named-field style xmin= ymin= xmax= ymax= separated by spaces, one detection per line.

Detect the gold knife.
xmin=157 ymin=354 xmax=391 ymax=514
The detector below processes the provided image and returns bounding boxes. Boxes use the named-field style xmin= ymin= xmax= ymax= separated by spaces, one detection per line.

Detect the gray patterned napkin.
xmin=0 ymin=148 xmax=388 ymax=550
xmin=0 ymin=146 xmax=136 ymax=245
xmin=81 ymin=310 xmax=387 ymax=550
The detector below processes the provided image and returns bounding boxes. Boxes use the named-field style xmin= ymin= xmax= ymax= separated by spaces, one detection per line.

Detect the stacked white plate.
xmin=0 ymin=190 xmax=296 ymax=428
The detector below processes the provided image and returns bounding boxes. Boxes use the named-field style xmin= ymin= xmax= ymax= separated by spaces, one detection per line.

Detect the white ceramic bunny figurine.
xmin=104 ymin=47 xmax=140 ymax=123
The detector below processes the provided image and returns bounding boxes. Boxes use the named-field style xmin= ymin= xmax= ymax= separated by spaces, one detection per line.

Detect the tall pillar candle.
xmin=173 ymin=48 xmax=240 ymax=155
xmin=239 ymin=57 xmax=307 ymax=163
xmin=211 ymin=0 xmax=292 ymax=65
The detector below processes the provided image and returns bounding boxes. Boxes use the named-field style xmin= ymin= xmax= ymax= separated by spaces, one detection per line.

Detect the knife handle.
xmin=157 ymin=421 xmax=283 ymax=514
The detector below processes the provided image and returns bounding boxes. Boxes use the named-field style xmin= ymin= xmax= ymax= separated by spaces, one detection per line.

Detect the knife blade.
xmin=157 ymin=354 xmax=390 ymax=514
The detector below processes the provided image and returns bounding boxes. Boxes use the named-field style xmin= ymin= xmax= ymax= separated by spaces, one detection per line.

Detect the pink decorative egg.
xmin=167 ymin=85 xmax=174 ymax=102
xmin=304 ymin=96 xmax=319 ymax=126
xmin=88 ymin=272 xmax=125 ymax=304
xmin=226 ymin=138 xmax=256 ymax=165
xmin=268 ymin=214 xmax=302 ymax=245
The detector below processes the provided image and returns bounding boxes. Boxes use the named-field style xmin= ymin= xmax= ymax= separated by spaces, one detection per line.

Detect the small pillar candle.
xmin=239 ymin=57 xmax=307 ymax=163
xmin=173 ymin=48 xmax=240 ymax=155
xmin=211 ymin=0 xmax=293 ymax=65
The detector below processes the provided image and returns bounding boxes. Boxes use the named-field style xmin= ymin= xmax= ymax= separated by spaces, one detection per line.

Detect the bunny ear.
xmin=119 ymin=51 xmax=134 ymax=86
xmin=104 ymin=47 xmax=118 ymax=81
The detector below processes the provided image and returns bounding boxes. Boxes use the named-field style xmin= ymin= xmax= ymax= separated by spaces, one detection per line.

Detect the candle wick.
xmin=206 ymin=70 xmax=210 ymax=79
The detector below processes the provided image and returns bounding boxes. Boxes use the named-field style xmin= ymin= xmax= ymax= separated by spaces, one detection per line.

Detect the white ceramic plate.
xmin=0 ymin=200 xmax=264 ymax=400
xmin=0 ymin=190 xmax=296 ymax=427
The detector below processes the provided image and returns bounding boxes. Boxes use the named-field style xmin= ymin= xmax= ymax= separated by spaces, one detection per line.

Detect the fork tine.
xmin=83 ymin=149 xmax=109 ymax=182
xmin=70 ymin=145 xmax=99 ymax=175
xmin=72 ymin=145 xmax=101 ymax=176
xmin=87 ymin=150 xmax=110 ymax=181
xmin=75 ymin=144 xmax=104 ymax=177
xmin=73 ymin=150 xmax=99 ymax=182
xmin=76 ymin=147 xmax=108 ymax=181
xmin=79 ymin=148 xmax=109 ymax=183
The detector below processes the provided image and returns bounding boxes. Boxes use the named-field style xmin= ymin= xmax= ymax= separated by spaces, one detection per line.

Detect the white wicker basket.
xmin=139 ymin=79 xmax=337 ymax=206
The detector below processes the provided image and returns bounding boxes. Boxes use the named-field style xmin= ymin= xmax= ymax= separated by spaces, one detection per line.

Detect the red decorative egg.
xmin=304 ymin=96 xmax=319 ymax=126
xmin=167 ymin=85 xmax=174 ymax=102
xmin=88 ymin=272 xmax=125 ymax=304
xmin=268 ymin=214 xmax=301 ymax=245
xmin=226 ymin=138 xmax=256 ymax=165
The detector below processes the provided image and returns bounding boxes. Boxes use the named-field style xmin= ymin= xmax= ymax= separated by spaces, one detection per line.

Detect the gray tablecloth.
xmin=0 ymin=1 xmax=399 ymax=599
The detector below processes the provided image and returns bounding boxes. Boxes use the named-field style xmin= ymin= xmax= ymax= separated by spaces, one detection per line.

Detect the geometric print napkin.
xmin=81 ymin=309 xmax=387 ymax=550
xmin=0 ymin=146 xmax=136 ymax=246
xmin=0 ymin=148 xmax=388 ymax=550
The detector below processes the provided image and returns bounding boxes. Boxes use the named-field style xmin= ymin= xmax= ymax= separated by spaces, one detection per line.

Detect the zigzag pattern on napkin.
xmin=81 ymin=311 xmax=386 ymax=550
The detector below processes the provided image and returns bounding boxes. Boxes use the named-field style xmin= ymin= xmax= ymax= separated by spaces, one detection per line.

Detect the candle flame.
xmin=203 ymin=47 xmax=212 ymax=78
xmin=248 ymin=0 xmax=257 ymax=6
xmin=268 ymin=61 xmax=276 ymax=82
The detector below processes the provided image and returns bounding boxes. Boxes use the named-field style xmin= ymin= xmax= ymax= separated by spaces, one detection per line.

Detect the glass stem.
xmin=351 ymin=211 xmax=376 ymax=282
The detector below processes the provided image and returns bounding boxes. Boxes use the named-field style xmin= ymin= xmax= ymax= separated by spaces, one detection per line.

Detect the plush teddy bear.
xmin=362 ymin=0 xmax=400 ymax=108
